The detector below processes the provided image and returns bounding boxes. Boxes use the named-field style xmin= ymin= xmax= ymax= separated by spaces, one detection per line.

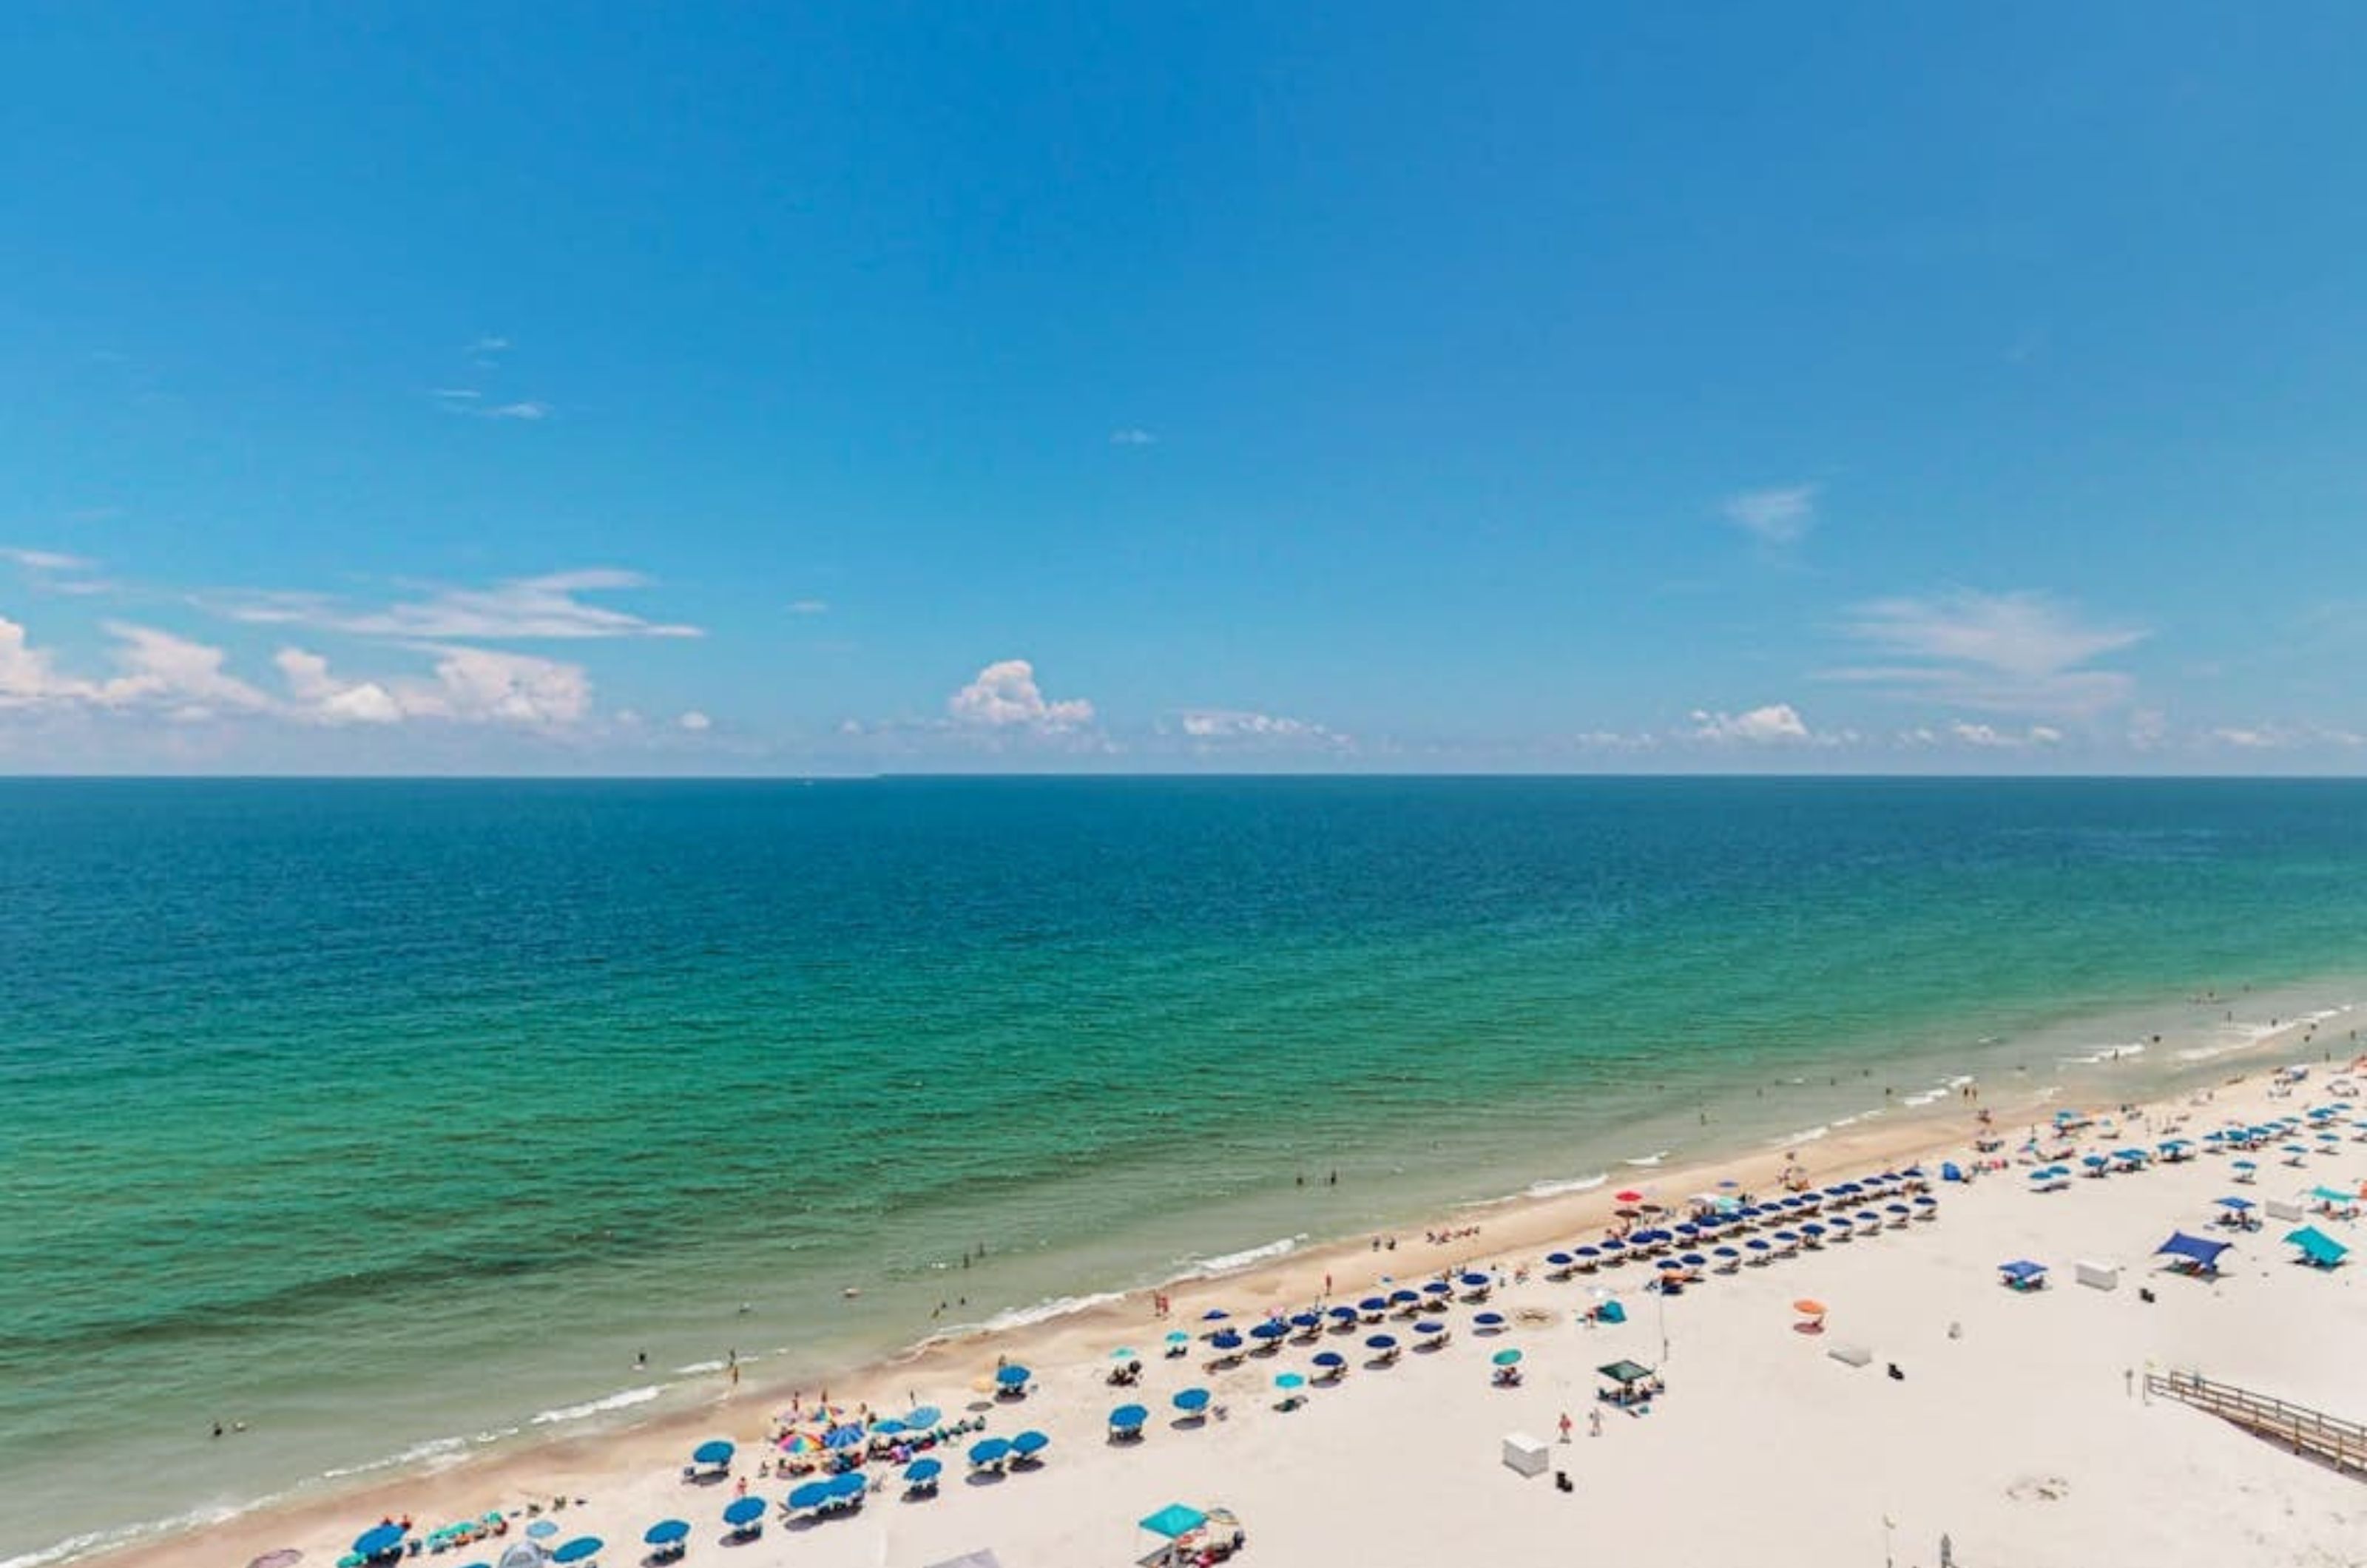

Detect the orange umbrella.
xmin=1792 ymin=1298 xmax=1826 ymax=1318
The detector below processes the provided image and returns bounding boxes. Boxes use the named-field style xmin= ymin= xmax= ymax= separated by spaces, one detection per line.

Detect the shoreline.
xmin=72 ymin=997 xmax=2360 ymax=1568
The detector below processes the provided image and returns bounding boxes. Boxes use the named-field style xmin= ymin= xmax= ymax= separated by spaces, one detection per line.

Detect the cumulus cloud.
xmin=1691 ymin=703 xmax=1812 ymax=743
xmin=1721 ymin=484 xmax=1817 ymax=545
xmin=1828 ymin=590 xmax=2144 ymax=717
xmin=99 ymin=624 xmax=276 ymax=719
xmin=215 ymin=570 xmax=700 ymax=641
xmin=1172 ymin=708 xmax=1351 ymax=748
xmin=0 ymin=615 xmax=97 ymax=707
xmin=677 ymin=710 xmax=712 ymax=731
xmin=947 ymin=659 xmax=1095 ymax=733
xmin=1943 ymin=721 xmax=2064 ymax=748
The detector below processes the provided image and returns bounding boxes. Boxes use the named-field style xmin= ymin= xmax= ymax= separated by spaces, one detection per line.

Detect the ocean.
xmin=4 ymin=776 xmax=2366 ymax=1564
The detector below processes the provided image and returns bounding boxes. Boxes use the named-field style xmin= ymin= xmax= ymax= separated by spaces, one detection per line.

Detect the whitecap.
xmin=530 ymin=1385 xmax=661 ymax=1426
xmin=1524 ymin=1172 xmax=1609 ymax=1199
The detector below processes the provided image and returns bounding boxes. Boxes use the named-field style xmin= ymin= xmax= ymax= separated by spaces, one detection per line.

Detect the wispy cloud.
xmin=788 ymin=599 xmax=830 ymax=616
xmin=212 ymin=569 xmax=701 ymax=641
xmin=1691 ymin=703 xmax=1813 ymax=743
xmin=482 ymin=400 xmax=552 ymax=422
xmin=1721 ymin=484 xmax=1817 ymax=545
xmin=3 ymin=547 xmax=97 ymax=572
xmin=1826 ymin=589 xmax=2144 ymax=717
xmin=1170 ymin=708 xmax=1352 ymax=749
xmin=1899 ymin=721 xmax=2064 ymax=749
xmin=1109 ymin=428 xmax=1158 ymax=447
xmin=430 ymin=388 xmax=482 ymax=402
xmin=677 ymin=710 xmax=712 ymax=732
xmin=946 ymin=658 xmax=1095 ymax=734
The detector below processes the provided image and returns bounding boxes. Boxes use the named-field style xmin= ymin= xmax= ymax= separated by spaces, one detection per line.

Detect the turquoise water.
xmin=5 ymin=777 xmax=2367 ymax=1563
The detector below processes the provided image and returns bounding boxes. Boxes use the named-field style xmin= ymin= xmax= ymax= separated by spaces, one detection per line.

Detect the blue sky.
xmin=5 ymin=3 xmax=2366 ymax=773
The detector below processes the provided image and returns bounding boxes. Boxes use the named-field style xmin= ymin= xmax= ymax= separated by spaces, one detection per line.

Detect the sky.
xmin=4 ymin=2 xmax=2367 ymax=774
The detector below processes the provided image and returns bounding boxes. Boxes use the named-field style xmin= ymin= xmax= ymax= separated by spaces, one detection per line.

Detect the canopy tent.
xmin=2309 ymin=1185 xmax=2359 ymax=1205
xmin=2155 ymin=1231 xmax=2232 ymax=1274
xmin=1141 ymin=1503 xmax=1208 ymax=1538
xmin=1597 ymin=1359 xmax=1655 ymax=1385
xmin=2286 ymin=1226 xmax=2349 ymax=1266
xmin=1998 ymin=1260 xmax=2047 ymax=1287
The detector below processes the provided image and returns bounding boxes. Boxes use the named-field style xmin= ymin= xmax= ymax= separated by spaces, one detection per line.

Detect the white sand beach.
xmin=112 ymin=1029 xmax=2367 ymax=1568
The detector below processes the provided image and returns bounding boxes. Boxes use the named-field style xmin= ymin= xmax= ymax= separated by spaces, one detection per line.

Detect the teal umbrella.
xmin=1492 ymin=1348 xmax=1523 ymax=1366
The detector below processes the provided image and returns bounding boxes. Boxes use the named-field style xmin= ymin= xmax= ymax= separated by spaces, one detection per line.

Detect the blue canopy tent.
xmin=1998 ymin=1260 xmax=2047 ymax=1291
xmin=1141 ymin=1502 xmax=1210 ymax=1564
xmin=2286 ymin=1226 xmax=2349 ymax=1268
xmin=2155 ymin=1231 xmax=2232 ymax=1276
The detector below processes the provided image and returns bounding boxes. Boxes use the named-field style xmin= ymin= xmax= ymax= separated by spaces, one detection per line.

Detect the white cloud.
xmin=419 ymin=645 xmax=592 ymax=725
xmin=1109 ymin=428 xmax=1158 ymax=447
xmin=482 ymin=400 xmax=551 ymax=422
xmin=1173 ymin=708 xmax=1351 ymax=748
xmin=467 ymin=336 xmax=510 ymax=356
xmin=430 ymin=388 xmax=481 ymax=402
xmin=1691 ymin=703 xmax=1811 ymax=743
xmin=99 ymin=623 xmax=274 ymax=719
xmin=789 ymin=599 xmax=830 ymax=615
xmin=1828 ymin=590 xmax=2144 ymax=717
xmin=215 ymin=570 xmax=700 ymax=641
xmin=1946 ymin=721 xmax=2064 ymax=748
xmin=678 ymin=710 xmax=712 ymax=732
xmin=274 ymin=648 xmax=405 ymax=724
xmin=2207 ymin=723 xmax=2365 ymax=752
xmin=0 ymin=616 xmax=98 ymax=707
xmin=3 ymin=547 xmax=97 ymax=572
xmin=947 ymin=659 xmax=1095 ymax=733
xmin=1721 ymin=484 xmax=1817 ymax=544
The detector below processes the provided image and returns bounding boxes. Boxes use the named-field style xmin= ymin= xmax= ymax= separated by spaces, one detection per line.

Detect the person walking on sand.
xmin=1559 ymin=1412 xmax=1573 ymax=1443
xmin=1589 ymin=1408 xmax=1603 ymax=1438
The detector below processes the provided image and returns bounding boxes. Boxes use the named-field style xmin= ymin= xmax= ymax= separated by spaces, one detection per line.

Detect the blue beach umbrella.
xmin=1012 ymin=1429 xmax=1049 ymax=1458
xmin=1289 ymin=1311 xmax=1321 ymax=1329
xmin=825 ymin=1472 xmax=867 ymax=1501
xmin=1327 ymin=1305 xmax=1358 ymax=1322
xmin=1164 ymin=1330 xmax=1191 ymax=1346
xmin=354 ymin=1527 xmax=406 ymax=1560
xmin=903 ymin=1405 xmax=941 ymax=1428
xmin=1313 ymin=1351 xmax=1346 ymax=1368
xmin=1422 ymin=1280 xmax=1451 ymax=1296
xmin=1546 ymin=1251 xmax=1573 ymax=1266
xmin=1414 ymin=1319 xmax=1445 ymax=1336
xmin=1492 ymin=1348 xmax=1523 ymax=1366
xmin=823 ymin=1424 xmax=865 ymax=1450
xmin=904 ymin=1457 xmax=943 ymax=1484
xmin=1109 ymin=1404 xmax=1148 ymax=1431
xmin=1365 ymin=1334 xmax=1399 ymax=1351
xmin=721 ymin=1498 xmax=764 ymax=1528
xmin=692 ymin=1439 xmax=734 ymax=1467
xmin=1201 ymin=1308 xmax=1230 ymax=1322
xmin=1250 ymin=1321 xmax=1287 ymax=1341
xmin=1209 ymin=1331 xmax=1244 ymax=1351
xmin=1172 ymin=1387 xmax=1212 ymax=1412
xmin=1274 ymin=1372 xmax=1306 ymax=1391
xmin=642 ymin=1521 xmax=689 ymax=1547
xmin=787 ymin=1481 xmax=834 ymax=1511
xmin=996 ymin=1363 xmax=1032 ymax=1388
xmin=1681 ymin=1253 xmax=1707 ymax=1267
xmin=551 ymin=1539 xmax=602 ymax=1565
xmin=968 ymin=1436 xmax=1011 ymax=1467
xmin=1359 ymin=1296 xmax=1389 ymax=1312
xmin=871 ymin=1417 xmax=906 ymax=1436
xmin=1459 ymin=1271 xmax=1490 ymax=1288
xmin=524 ymin=1522 xmax=559 ymax=1541
xmin=1474 ymin=1311 xmax=1505 ymax=1328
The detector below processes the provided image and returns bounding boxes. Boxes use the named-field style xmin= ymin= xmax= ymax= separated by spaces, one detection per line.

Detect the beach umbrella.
xmin=1359 ymin=1296 xmax=1389 ymax=1312
xmin=1712 ymin=1246 xmax=1740 ymax=1261
xmin=904 ymin=1405 xmax=942 ymax=1428
xmin=1275 ymin=1372 xmax=1306 ymax=1391
xmin=787 ymin=1481 xmax=834 ymax=1511
xmin=996 ymin=1364 xmax=1032 ymax=1389
xmin=1110 ymin=1346 xmax=1136 ymax=1361
xmin=1289 ymin=1312 xmax=1321 ymax=1329
xmin=968 ymin=1437 xmax=1012 ymax=1467
xmin=524 ymin=1523 xmax=559 ymax=1541
xmin=550 ymin=1540 xmax=601 ymax=1566
xmin=1013 ymin=1429 xmax=1050 ymax=1458
xmin=1365 ymin=1334 xmax=1399 ymax=1351
xmin=823 ymin=1425 xmax=865 ymax=1450
xmin=1172 ymin=1387 xmax=1211 ymax=1413
xmin=1615 ymin=1189 xmax=1645 ymax=1204
xmin=903 ymin=1456 xmax=942 ymax=1485
xmin=1313 ymin=1351 xmax=1346 ymax=1368
xmin=1108 ymin=1404 xmax=1148 ymax=1431
xmin=1388 ymin=1288 xmax=1419 ymax=1304
xmin=721 ymin=1498 xmax=764 ymax=1529
xmin=1141 ymin=1504 xmax=1209 ymax=1541
xmin=1474 ymin=1311 xmax=1505 ymax=1328
xmin=1459 ymin=1271 xmax=1490 ymax=1288
xmin=642 ymin=1521 xmax=688 ymax=1547
xmin=1576 ymin=1245 xmax=1601 ymax=1259
xmin=354 ymin=1527 xmax=407 ymax=1560
xmin=1249 ymin=1321 xmax=1288 ymax=1341
xmin=1792 ymin=1298 xmax=1826 ymax=1325
xmin=1209 ymin=1331 xmax=1244 ymax=1351
xmin=1681 ymin=1252 xmax=1707 ymax=1267
xmin=1422 ymin=1280 xmax=1451 ymax=1296
xmin=1546 ymin=1251 xmax=1573 ymax=1266
xmin=1327 ymin=1305 xmax=1359 ymax=1322
xmin=691 ymin=1439 xmax=734 ymax=1467
xmin=1201 ymin=1308 xmax=1230 ymax=1322
xmin=1656 ymin=1258 xmax=1684 ymax=1272
xmin=1164 ymin=1331 xmax=1191 ymax=1346
xmin=825 ymin=1472 xmax=867 ymax=1501
xmin=871 ymin=1418 xmax=906 ymax=1436
xmin=1492 ymin=1348 xmax=1522 ymax=1366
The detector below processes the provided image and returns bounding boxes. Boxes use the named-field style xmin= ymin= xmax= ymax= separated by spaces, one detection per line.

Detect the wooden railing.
xmin=2148 ymin=1371 xmax=2367 ymax=1476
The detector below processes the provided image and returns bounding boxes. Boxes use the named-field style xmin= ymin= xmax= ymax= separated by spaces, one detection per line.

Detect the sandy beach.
xmin=94 ymin=1013 xmax=2367 ymax=1568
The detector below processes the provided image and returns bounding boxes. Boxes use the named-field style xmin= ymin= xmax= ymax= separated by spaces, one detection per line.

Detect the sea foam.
xmin=530 ymin=1385 xmax=661 ymax=1426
